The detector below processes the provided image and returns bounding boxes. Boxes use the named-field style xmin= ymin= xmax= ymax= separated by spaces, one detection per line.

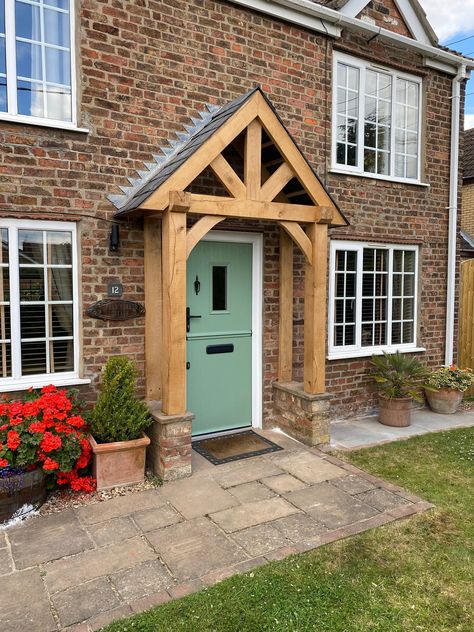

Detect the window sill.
xmin=327 ymin=346 xmax=426 ymax=361
xmin=0 ymin=376 xmax=91 ymax=393
xmin=0 ymin=113 xmax=89 ymax=133
xmin=329 ymin=168 xmax=430 ymax=188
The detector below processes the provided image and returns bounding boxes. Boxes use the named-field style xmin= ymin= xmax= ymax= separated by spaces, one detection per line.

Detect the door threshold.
xmin=191 ymin=425 xmax=252 ymax=442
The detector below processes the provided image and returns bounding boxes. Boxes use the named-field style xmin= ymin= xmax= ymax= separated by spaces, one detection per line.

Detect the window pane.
xmin=47 ymin=231 xmax=72 ymax=264
xmin=15 ymin=1 xmax=41 ymax=41
xmin=0 ymin=77 xmax=6 ymax=113
xmin=0 ymin=0 xmax=4 ymax=33
xmin=45 ymin=0 xmax=69 ymax=9
xmin=403 ymin=321 xmax=414 ymax=344
xmin=212 ymin=266 xmax=227 ymax=311
xmin=336 ymin=63 xmax=359 ymax=168
xmin=50 ymin=304 xmax=73 ymax=336
xmin=345 ymin=325 xmax=355 ymax=345
xmin=16 ymin=41 xmax=42 ymax=80
xmin=49 ymin=268 xmax=72 ymax=300
xmin=17 ymin=80 xmax=44 ymax=117
xmin=44 ymin=8 xmax=70 ymax=46
xmin=45 ymin=47 xmax=70 ymax=84
xmin=19 ymin=230 xmax=44 ymax=263
xmin=333 ymin=249 xmax=358 ymax=347
xmin=50 ymin=339 xmax=73 ymax=372
xmin=20 ymin=304 xmax=46 ymax=338
xmin=0 ymin=226 xmax=11 ymax=378
xmin=392 ymin=322 xmax=401 ymax=344
xmin=20 ymin=267 xmax=44 ymax=301
xmin=46 ymin=84 xmax=71 ymax=120
xmin=21 ymin=341 xmax=47 ymax=374
xmin=0 ymin=37 xmax=5 ymax=74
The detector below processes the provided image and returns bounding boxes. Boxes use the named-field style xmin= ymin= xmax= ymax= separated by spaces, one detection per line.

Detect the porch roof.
xmin=109 ymin=87 xmax=346 ymax=226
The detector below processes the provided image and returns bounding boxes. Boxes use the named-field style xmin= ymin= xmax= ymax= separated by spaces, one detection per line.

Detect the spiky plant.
xmin=370 ymin=352 xmax=430 ymax=402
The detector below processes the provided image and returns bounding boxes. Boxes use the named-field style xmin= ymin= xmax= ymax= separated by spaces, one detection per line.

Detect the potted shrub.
xmin=370 ymin=352 xmax=429 ymax=427
xmin=0 ymin=386 xmax=94 ymax=524
xmin=425 ymin=365 xmax=474 ymax=414
xmin=89 ymin=356 xmax=152 ymax=490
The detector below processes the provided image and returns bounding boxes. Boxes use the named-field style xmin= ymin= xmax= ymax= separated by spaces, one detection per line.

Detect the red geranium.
xmin=0 ymin=385 xmax=95 ymax=492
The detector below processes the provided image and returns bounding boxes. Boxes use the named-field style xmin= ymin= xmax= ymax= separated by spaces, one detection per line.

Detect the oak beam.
xmin=161 ymin=209 xmax=187 ymax=415
xmin=280 ymin=220 xmax=313 ymax=264
xmin=186 ymin=215 xmax=225 ymax=259
xmin=245 ymin=118 xmax=262 ymax=199
xmin=259 ymin=162 xmax=294 ymax=202
xmin=278 ymin=229 xmax=293 ymax=382
xmin=144 ymin=218 xmax=163 ymax=400
xmin=304 ymin=223 xmax=328 ymax=395
xmin=210 ymin=154 xmax=246 ymax=198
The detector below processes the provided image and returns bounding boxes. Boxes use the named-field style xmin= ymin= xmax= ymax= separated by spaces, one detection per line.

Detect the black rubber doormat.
xmin=192 ymin=430 xmax=283 ymax=465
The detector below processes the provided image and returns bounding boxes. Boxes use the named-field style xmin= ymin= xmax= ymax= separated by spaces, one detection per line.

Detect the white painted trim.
xmin=202 ymin=230 xmax=264 ymax=430
xmin=2 ymin=0 xmax=78 ymax=126
xmin=329 ymin=168 xmax=430 ymax=187
xmin=328 ymin=240 xmax=420 ymax=357
xmin=339 ymin=0 xmax=369 ymax=17
xmin=0 ymin=218 xmax=82 ymax=390
xmin=332 ymin=51 xmax=423 ymax=182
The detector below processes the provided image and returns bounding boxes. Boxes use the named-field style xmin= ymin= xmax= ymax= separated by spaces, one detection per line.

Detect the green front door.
xmin=186 ymin=239 xmax=253 ymax=436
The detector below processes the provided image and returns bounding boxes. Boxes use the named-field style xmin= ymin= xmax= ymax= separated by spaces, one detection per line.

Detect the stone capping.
xmin=272 ymin=381 xmax=334 ymax=401
xmin=147 ymin=400 xmax=195 ymax=424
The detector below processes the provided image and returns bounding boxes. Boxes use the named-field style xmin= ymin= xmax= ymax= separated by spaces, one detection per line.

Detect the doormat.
xmin=192 ymin=430 xmax=283 ymax=465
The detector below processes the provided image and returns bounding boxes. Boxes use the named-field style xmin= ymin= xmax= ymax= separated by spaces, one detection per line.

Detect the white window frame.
xmin=0 ymin=218 xmax=89 ymax=392
xmin=332 ymin=52 xmax=423 ymax=185
xmin=328 ymin=240 xmax=425 ymax=360
xmin=0 ymin=0 xmax=83 ymax=130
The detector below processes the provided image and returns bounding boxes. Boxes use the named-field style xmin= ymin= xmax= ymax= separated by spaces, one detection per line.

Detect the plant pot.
xmin=425 ymin=388 xmax=463 ymax=414
xmin=378 ymin=396 xmax=413 ymax=427
xmin=89 ymin=432 xmax=151 ymax=491
xmin=0 ymin=469 xmax=47 ymax=524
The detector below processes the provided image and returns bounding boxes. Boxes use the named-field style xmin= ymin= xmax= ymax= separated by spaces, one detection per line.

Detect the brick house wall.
xmin=462 ymin=183 xmax=474 ymax=235
xmin=0 ymin=0 xmax=463 ymax=422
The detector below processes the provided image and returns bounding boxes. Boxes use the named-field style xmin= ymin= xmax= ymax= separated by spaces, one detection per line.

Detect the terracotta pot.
xmin=378 ymin=396 xmax=413 ymax=427
xmin=425 ymin=388 xmax=463 ymax=414
xmin=0 ymin=469 xmax=47 ymax=524
xmin=89 ymin=432 xmax=151 ymax=491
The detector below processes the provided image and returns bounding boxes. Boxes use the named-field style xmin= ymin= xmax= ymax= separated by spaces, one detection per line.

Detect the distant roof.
xmin=464 ymin=129 xmax=474 ymax=182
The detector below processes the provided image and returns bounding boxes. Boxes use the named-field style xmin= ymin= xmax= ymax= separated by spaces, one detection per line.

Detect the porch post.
xmin=278 ymin=228 xmax=293 ymax=382
xmin=161 ymin=208 xmax=187 ymax=415
xmin=304 ymin=222 xmax=328 ymax=394
xmin=144 ymin=218 xmax=162 ymax=401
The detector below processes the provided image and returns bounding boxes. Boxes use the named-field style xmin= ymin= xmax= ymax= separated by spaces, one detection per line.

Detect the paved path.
xmin=330 ymin=408 xmax=474 ymax=450
xmin=0 ymin=430 xmax=432 ymax=632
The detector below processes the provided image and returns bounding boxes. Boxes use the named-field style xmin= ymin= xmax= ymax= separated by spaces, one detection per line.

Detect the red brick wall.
xmin=0 ymin=0 xmax=460 ymax=421
xmin=358 ymin=0 xmax=413 ymax=38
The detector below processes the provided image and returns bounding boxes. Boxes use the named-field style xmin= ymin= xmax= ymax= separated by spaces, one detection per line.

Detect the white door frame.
xmin=198 ymin=229 xmax=264 ymax=430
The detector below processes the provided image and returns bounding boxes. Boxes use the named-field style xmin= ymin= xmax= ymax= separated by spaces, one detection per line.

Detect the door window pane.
xmin=212 ymin=266 xmax=227 ymax=311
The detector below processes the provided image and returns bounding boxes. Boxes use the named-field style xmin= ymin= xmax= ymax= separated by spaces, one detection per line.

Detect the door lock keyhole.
xmin=194 ymin=275 xmax=201 ymax=295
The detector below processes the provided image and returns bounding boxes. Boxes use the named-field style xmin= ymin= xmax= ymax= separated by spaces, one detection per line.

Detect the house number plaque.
xmin=86 ymin=299 xmax=145 ymax=322
xmin=107 ymin=282 xmax=123 ymax=297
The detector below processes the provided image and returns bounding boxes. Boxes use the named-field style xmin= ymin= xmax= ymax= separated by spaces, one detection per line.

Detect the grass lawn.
xmin=104 ymin=428 xmax=473 ymax=632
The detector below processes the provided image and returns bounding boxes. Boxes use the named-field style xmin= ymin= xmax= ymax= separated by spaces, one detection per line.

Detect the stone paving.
xmin=0 ymin=430 xmax=433 ymax=632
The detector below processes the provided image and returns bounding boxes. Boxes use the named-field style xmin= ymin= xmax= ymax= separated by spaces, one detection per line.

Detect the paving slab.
xmin=132 ymin=505 xmax=182 ymax=532
xmin=87 ymin=516 xmax=139 ymax=547
xmin=0 ymin=547 xmax=12 ymax=575
xmin=52 ymin=577 xmax=120 ymax=628
xmin=230 ymin=523 xmax=289 ymax=557
xmin=160 ymin=477 xmax=238 ymax=519
xmin=274 ymin=451 xmax=346 ymax=484
xmin=273 ymin=513 xmax=328 ymax=542
xmin=8 ymin=509 xmax=93 ymax=569
xmin=330 ymin=474 xmax=377 ymax=495
xmin=284 ymin=482 xmax=380 ymax=529
xmin=356 ymin=488 xmax=411 ymax=512
xmin=146 ymin=517 xmax=244 ymax=581
xmin=228 ymin=481 xmax=275 ymax=503
xmin=44 ymin=536 xmax=156 ymax=594
xmin=110 ymin=559 xmax=174 ymax=602
xmin=75 ymin=489 xmax=164 ymax=525
xmin=210 ymin=497 xmax=299 ymax=533
xmin=261 ymin=473 xmax=308 ymax=494
xmin=0 ymin=568 xmax=57 ymax=632
xmin=212 ymin=458 xmax=284 ymax=488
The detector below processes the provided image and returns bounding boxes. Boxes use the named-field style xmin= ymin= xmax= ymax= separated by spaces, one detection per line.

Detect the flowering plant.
xmin=427 ymin=365 xmax=474 ymax=393
xmin=0 ymin=386 xmax=95 ymax=492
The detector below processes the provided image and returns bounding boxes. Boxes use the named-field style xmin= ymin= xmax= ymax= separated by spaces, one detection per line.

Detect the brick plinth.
xmin=272 ymin=382 xmax=333 ymax=446
xmin=147 ymin=402 xmax=194 ymax=481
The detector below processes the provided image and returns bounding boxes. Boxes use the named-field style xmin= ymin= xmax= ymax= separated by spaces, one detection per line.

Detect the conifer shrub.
xmin=89 ymin=356 xmax=152 ymax=443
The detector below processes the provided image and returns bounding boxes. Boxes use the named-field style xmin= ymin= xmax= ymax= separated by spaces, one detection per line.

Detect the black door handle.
xmin=186 ymin=307 xmax=202 ymax=332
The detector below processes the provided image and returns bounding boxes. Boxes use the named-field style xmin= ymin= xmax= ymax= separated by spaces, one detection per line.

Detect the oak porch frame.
xmin=140 ymin=91 xmax=347 ymax=417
